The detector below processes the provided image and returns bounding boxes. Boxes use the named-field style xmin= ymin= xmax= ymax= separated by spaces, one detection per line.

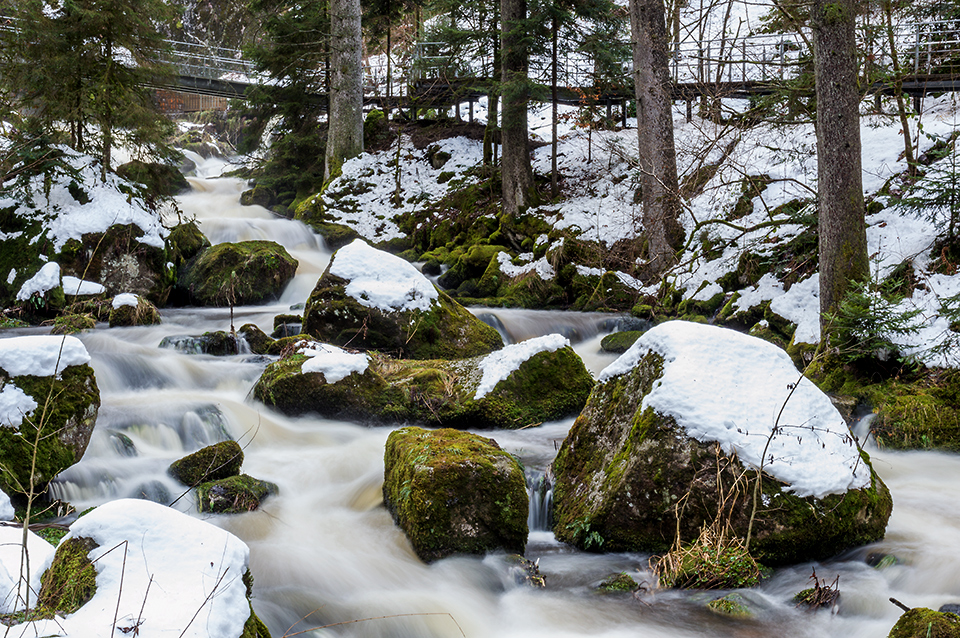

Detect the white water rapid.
xmin=18 ymin=156 xmax=960 ymax=638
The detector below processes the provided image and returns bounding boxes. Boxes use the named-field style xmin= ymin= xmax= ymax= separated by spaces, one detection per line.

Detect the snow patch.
xmin=330 ymin=240 xmax=438 ymax=312
xmin=0 ymin=335 xmax=91 ymax=377
xmin=769 ymin=275 xmax=821 ymax=345
xmin=475 ymin=334 xmax=571 ymax=399
xmin=599 ymin=321 xmax=870 ymax=498
xmin=299 ymin=342 xmax=370 ymax=383
xmin=0 ymin=525 xmax=56 ymax=613
xmin=15 ymin=262 xmax=60 ymax=301
xmin=62 ymin=276 xmax=106 ymax=296
xmin=0 ymin=384 xmax=38 ymax=430
xmin=0 ymin=490 xmax=11 ymax=521
xmin=112 ymin=293 xmax=139 ymax=309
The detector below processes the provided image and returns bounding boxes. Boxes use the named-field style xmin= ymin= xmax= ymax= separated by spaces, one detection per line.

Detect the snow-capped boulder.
xmin=178 ymin=240 xmax=297 ymax=306
xmin=252 ymin=335 xmax=593 ymax=428
xmin=13 ymin=498 xmax=269 ymax=638
xmin=383 ymin=427 xmax=528 ymax=562
xmin=551 ymin=321 xmax=892 ymax=565
xmin=0 ymin=336 xmax=99 ymax=497
xmin=0 ymin=524 xmax=56 ymax=613
xmin=302 ymin=240 xmax=503 ymax=359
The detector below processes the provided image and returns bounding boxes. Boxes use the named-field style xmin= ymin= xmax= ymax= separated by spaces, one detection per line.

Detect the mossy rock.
xmin=34 ymin=536 xmax=99 ymax=619
xmin=302 ymin=243 xmax=502 ymax=360
xmin=108 ymin=296 xmax=161 ymax=327
xmin=572 ymin=271 xmax=638 ymax=312
xmin=0 ymin=359 xmax=100 ymax=497
xmin=238 ymin=323 xmax=274 ymax=355
xmin=311 ymin=221 xmax=362 ymax=250
xmin=166 ymin=220 xmax=211 ymax=269
xmin=870 ymin=373 xmax=960 ymax=451
xmin=437 ymin=244 xmax=503 ymax=291
xmin=551 ymin=324 xmax=892 ymax=565
xmin=657 ymin=541 xmax=762 ymax=589
xmin=179 ymin=240 xmax=298 ymax=306
xmin=597 ymin=572 xmax=640 ymax=592
xmin=707 ymin=593 xmax=753 ymax=618
xmin=168 ymin=440 xmax=244 ymax=487
xmin=51 ymin=313 xmax=96 ymax=335
xmin=0 ymin=211 xmax=49 ymax=310
xmin=888 ymin=608 xmax=960 ymax=638
xmin=382 ymin=427 xmax=528 ymax=562
xmin=252 ymin=337 xmax=593 ymax=428
xmin=158 ymin=331 xmax=243 ymax=356
xmin=57 ymin=223 xmax=171 ymax=305
xmin=116 ymin=159 xmax=191 ymax=197
xmin=241 ymin=602 xmax=273 ymax=638
xmin=196 ymin=474 xmax=279 ymax=514
xmin=239 ymin=184 xmax=277 ymax=209
xmin=600 ymin=331 xmax=644 ymax=354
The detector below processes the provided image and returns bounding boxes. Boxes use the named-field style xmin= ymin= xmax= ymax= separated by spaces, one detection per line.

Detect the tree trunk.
xmin=501 ymin=0 xmax=535 ymax=216
xmin=812 ymin=0 xmax=869 ymax=337
xmin=630 ymin=0 xmax=684 ymax=277
xmin=325 ymin=0 xmax=364 ymax=183
xmin=882 ymin=0 xmax=915 ymax=176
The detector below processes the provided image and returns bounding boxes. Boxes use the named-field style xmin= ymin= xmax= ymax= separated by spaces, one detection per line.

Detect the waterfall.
xmin=526 ymin=469 xmax=553 ymax=532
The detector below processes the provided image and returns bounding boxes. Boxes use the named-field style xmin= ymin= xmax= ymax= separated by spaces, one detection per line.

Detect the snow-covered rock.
xmin=0 ymin=525 xmax=57 ymax=614
xmin=553 ymin=321 xmax=892 ymax=564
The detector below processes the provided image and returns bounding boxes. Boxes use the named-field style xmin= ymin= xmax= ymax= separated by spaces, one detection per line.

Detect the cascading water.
xmin=16 ymin=154 xmax=960 ymax=638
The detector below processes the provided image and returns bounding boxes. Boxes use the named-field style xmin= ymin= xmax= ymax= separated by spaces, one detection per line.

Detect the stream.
xmin=14 ymin=154 xmax=960 ymax=637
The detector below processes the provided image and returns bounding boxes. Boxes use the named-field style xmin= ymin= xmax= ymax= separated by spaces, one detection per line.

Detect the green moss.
xmin=659 ymin=543 xmax=763 ymax=589
xmin=887 ymin=608 xmax=960 ymax=638
xmin=707 ymin=593 xmax=753 ymax=618
xmin=166 ymin=220 xmax=210 ymax=267
xmin=116 ymin=159 xmax=191 ymax=197
xmin=168 ymin=441 xmax=243 ymax=487
xmin=180 ymin=240 xmax=298 ymax=306
xmin=240 ymin=603 xmax=273 ymax=638
xmin=238 ymin=324 xmax=274 ymax=355
xmin=597 ymin=572 xmax=640 ymax=592
xmin=196 ymin=474 xmax=279 ymax=514
xmin=51 ymin=313 xmax=96 ymax=335
xmin=35 ymin=536 xmax=98 ymax=618
xmin=108 ymin=297 xmax=161 ymax=327
xmin=382 ymin=427 xmax=528 ymax=562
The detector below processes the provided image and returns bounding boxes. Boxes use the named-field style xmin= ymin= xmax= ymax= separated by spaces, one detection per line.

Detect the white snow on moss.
xmin=497 ymin=251 xmax=556 ymax=280
xmin=475 ymin=334 xmax=571 ymax=400
xmin=6 ymin=269 xmax=14 ymax=285
xmin=0 ymin=335 xmax=90 ymax=377
xmin=0 ymin=384 xmax=38 ymax=431
xmin=15 ymin=262 xmax=60 ymax=301
xmin=299 ymin=342 xmax=370 ymax=383
xmin=599 ymin=321 xmax=870 ymax=498
xmin=769 ymin=275 xmax=821 ymax=345
xmin=16 ymin=499 xmax=251 ymax=638
xmin=112 ymin=293 xmax=139 ymax=309
xmin=0 ymin=490 xmax=11 ymax=521
xmin=0 ymin=525 xmax=56 ymax=613
xmin=330 ymin=239 xmax=438 ymax=312
xmin=62 ymin=276 xmax=106 ymax=296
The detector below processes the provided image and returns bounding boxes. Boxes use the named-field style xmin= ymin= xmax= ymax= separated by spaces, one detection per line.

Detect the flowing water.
xmin=17 ymin=157 xmax=960 ymax=637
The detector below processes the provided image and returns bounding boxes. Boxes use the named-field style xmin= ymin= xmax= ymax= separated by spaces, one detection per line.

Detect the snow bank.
xmin=19 ymin=499 xmax=251 ymax=638
xmin=0 ymin=335 xmax=91 ymax=377
xmin=330 ymin=239 xmax=439 ymax=312
xmin=600 ymin=321 xmax=870 ymax=498
xmin=62 ymin=276 xmax=106 ymax=296
xmin=300 ymin=342 xmax=370 ymax=382
xmin=475 ymin=334 xmax=571 ymax=399
xmin=0 ymin=384 xmax=38 ymax=431
xmin=0 ymin=491 xmax=12 ymax=521
xmin=15 ymin=262 xmax=60 ymax=301
xmin=0 ymin=525 xmax=57 ymax=614
xmin=111 ymin=293 xmax=139 ymax=309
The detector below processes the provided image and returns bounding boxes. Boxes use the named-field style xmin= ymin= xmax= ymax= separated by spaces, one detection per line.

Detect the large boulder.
xmin=302 ymin=240 xmax=502 ymax=359
xmin=168 ymin=441 xmax=244 ymax=487
xmin=0 ymin=336 xmax=99 ymax=497
xmin=552 ymin=321 xmax=892 ymax=565
xmin=253 ymin=335 xmax=593 ymax=428
xmin=179 ymin=240 xmax=298 ymax=306
xmin=57 ymin=223 xmax=172 ymax=305
xmin=383 ymin=427 xmax=528 ymax=562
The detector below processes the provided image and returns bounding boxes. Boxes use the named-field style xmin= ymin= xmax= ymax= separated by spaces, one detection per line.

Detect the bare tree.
xmin=500 ymin=0 xmax=535 ymax=217
xmin=325 ymin=0 xmax=364 ymax=182
xmin=631 ymin=0 xmax=685 ymax=277
xmin=812 ymin=0 xmax=869 ymax=335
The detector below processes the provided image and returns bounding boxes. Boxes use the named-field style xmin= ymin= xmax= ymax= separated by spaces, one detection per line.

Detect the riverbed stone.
xmin=0 ymin=338 xmax=100 ymax=497
xmin=302 ymin=240 xmax=503 ymax=360
xmin=551 ymin=322 xmax=892 ymax=565
xmin=196 ymin=474 xmax=278 ymax=514
xmin=168 ymin=441 xmax=244 ymax=487
xmin=159 ymin=331 xmax=243 ymax=356
xmin=108 ymin=295 xmax=161 ymax=327
xmin=252 ymin=336 xmax=593 ymax=428
xmin=382 ymin=427 xmax=528 ymax=562
xmin=887 ymin=608 xmax=960 ymax=638
xmin=178 ymin=240 xmax=298 ymax=306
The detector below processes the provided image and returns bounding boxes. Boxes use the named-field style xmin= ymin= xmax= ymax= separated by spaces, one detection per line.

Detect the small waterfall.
xmin=526 ymin=469 xmax=553 ymax=532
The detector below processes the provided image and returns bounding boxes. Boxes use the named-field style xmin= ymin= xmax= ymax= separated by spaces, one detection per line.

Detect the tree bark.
xmin=812 ymin=0 xmax=869 ymax=338
xmin=501 ymin=0 xmax=535 ymax=216
xmin=325 ymin=0 xmax=364 ymax=183
xmin=630 ymin=0 xmax=684 ymax=277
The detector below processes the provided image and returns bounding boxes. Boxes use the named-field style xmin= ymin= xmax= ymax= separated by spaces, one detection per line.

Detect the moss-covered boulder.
xmin=108 ymin=294 xmax=161 ymax=327
xmin=238 ymin=323 xmax=274 ymax=355
xmin=382 ymin=427 xmax=528 ymax=562
xmin=168 ymin=441 xmax=244 ymax=487
xmin=179 ymin=240 xmax=298 ymax=306
xmin=600 ymin=330 xmax=644 ymax=354
xmin=0 ymin=336 xmax=99 ymax=497
xmin=552 ymin=321 xmax=892 ymax=565
xmin=166 ymin=220 xmax=211 ymax=270
xmin=159 ymin=331 xmax=243 ymax=356
xmin=302 ymin=240 xmax=502 ymax=359
xmin=197 ymin=474 xmax=278 ymax=514
xmin=116 ymin=160 xmax=192 ymax=198
xmin=888 ymin=608 xmax=960 ymax=638
xmin=51 ymin=313 xmax=97 ymax=335
xmin=57 ymin=223 xmax=171 ymax=305
xmin=253 ymin=335 xmax=593 ymax=428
